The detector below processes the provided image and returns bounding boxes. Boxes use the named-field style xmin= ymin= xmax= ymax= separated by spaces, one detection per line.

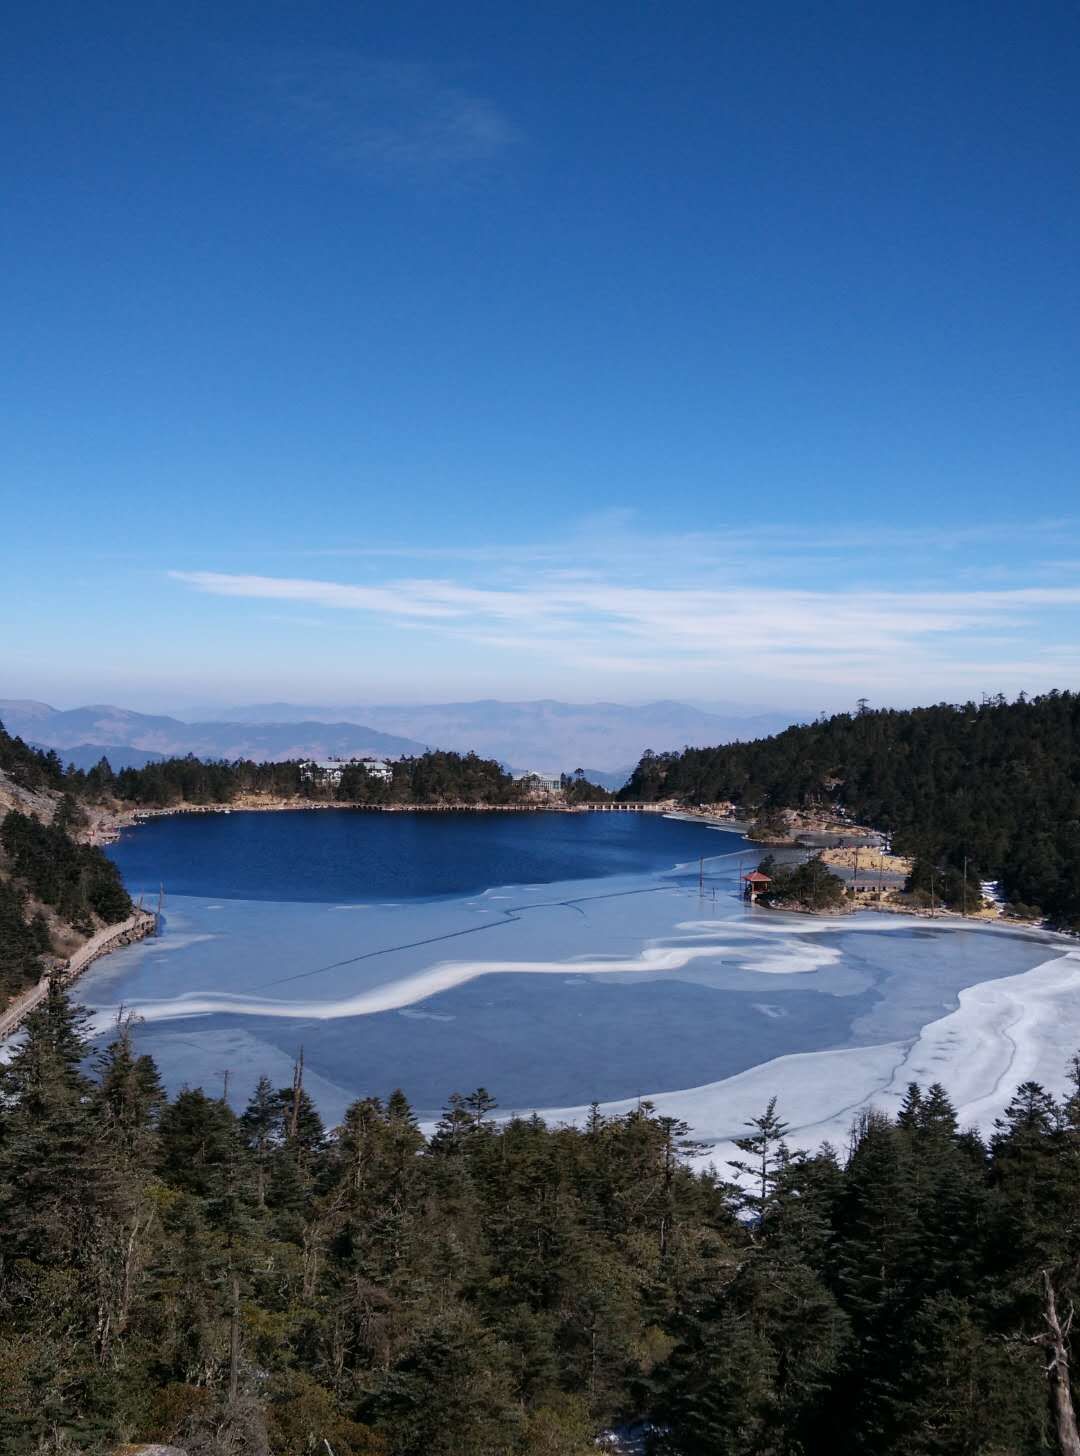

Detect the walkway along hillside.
xmin=0 ymin=907 xmax=157 ymax=1041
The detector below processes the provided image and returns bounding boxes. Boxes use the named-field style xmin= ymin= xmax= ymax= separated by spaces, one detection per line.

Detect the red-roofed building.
xmin=742 ymin=870 xmax=772 ymax=901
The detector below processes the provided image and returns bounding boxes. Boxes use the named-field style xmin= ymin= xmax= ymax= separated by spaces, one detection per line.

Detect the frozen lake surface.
xmin=80 ymin=810 xmax=1080 ymax=1166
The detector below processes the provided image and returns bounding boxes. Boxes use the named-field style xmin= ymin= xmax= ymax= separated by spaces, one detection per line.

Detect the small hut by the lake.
xmin=742 ymin=869 xmax=772 ymax=901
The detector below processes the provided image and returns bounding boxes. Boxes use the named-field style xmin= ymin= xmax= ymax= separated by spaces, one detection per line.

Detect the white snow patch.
xmin=524 ymin=951 xmax=1080 ymax=1173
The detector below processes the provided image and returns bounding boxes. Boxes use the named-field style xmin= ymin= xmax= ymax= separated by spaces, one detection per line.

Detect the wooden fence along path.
xmin=0 ymin=909 xmax=157 ymax=1041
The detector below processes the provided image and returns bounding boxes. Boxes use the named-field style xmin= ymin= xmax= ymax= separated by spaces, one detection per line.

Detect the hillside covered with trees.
xmin=622 ymin=692 xmax=1080 ymax=925
xmin=0 ymin=718 xmax=609 ymax=810
xmin=6 ymin=984 xmax=1080 ymax=1455
xmin=0 ymin=727 xmax=133 ymax=1001
xmin=70 ymin=748 xmax=524 ymax=807
xmin=100 ymin=752 xmax=608 ymax=808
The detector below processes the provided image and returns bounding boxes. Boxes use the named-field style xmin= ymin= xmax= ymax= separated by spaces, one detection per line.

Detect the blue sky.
xmin=4 ymin=2 xmax=1080 ymax=713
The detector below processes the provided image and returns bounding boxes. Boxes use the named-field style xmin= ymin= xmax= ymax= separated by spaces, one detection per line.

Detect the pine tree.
xmin=95 ymin=1013 xmax=166 ymax=1159
xmin=727 ymin=1097 xmax=790 ymax=1224
xmin=829 ymin=1110 xmax=920 ymax=1453
xmin=239 ymin=1072 xmax=277 ymax=1206
xmin=157 ymin=1086 xmax=245 ymax=1214
xmin=0 ymin=978 xmax=96 ymax=1265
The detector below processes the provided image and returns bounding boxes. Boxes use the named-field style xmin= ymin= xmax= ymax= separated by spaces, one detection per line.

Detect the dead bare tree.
xmin=1035 ymin=1269 xmax=1080 ymax=1456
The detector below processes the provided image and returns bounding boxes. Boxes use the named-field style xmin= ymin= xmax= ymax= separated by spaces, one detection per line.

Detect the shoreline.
xmin=0 ymin=907 xmax=158 ymax=1041
xmin=89 ymin=796 xmax=689 ymax=844
xmin=94 ymin=798 xmax=1046 ymax=932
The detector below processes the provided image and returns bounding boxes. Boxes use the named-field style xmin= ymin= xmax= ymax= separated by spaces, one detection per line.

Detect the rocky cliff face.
xmin=0 ymin=764 xmax=59 ymax=824
xmin=0 ymin=767 xmax=135 ymax=994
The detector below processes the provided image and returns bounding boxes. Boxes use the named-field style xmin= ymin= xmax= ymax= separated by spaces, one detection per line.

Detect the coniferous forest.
xmin=104 ymin=751 xmax=531 ymax=808
xmin=4 ymin=983 xmax=1080 ymax=1455
xmin=622 ymin=692 xmax=1080 ymax=925
xmin=0 ymin=719 xmax=610 ymax=811
xmin=0 ymin=723 xmax=133 ymax=999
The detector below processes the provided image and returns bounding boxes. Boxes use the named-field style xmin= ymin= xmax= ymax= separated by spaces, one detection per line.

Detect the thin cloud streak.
xmin=292 ymin=520 xmax=1080 ymax=597
xmin=246 ymin=51 xmax=518 ymax=179
xmin=169 ymin=566 xmax=1080 ymax=696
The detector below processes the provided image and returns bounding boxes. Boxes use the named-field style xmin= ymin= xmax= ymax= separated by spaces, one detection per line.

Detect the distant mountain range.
xmin=0 ymin=701 xmax=426 ymax=765
xmin=0 ymin=697 xmax=793 ymax=782
xmin=201 ymin=699 xmax=793 ymax=773
xmin=30 ymin=742 xmax=169 ymax=772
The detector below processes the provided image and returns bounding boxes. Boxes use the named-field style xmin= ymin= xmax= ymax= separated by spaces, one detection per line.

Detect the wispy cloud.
xmin=291 ymin=517 xmax=1080 ymax=581
xmin=246 ymin=51 xmax=518 ymax=179
xmin=169 ymin=556 xmax=1080 ymax=700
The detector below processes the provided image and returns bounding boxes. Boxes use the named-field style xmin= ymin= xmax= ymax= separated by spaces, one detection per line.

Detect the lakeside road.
xmin=0 ymin=908 xmax=157 ymax=1041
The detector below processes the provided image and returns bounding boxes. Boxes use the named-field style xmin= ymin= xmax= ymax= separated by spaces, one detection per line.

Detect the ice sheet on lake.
xmin=85 ymin=933 xmax=841 ymax=1029
xmin=79 ymin=881 xmax=871 ymax=1033
xmin=528 ymin=950 xmax=1080 ymax=1172
xmin=75 ymin=861 xmax=1079 ymax=1140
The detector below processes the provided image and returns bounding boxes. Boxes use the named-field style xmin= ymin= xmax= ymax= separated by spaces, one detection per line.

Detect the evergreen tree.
xmin=0 ymin=977 xmax=96 ymax=1265
xmin=239 ymin=1072 xmax=278 ymax=1206
xmin=9 ymin=980 xmax=1080 ymax=1454
xmin=727 ymin=1097 xmax=790 ymax=1223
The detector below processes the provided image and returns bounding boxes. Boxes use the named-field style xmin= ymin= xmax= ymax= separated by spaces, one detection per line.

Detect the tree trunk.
xmin=229 ymin=1269 xmax=241 ymax=1405
xmin=119 ymin=1211 xmax=146 ymax=1333
xmin=1043 ymin=1270 xmax=1080 ymax=1456
xmin=289 ymin=1048 xmax=304 ymax=1146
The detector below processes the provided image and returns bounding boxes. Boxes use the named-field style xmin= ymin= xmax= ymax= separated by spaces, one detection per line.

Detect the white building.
xmin=357 ymin=757 xmax=394 ymax=782
xmin=298 ymin=758 xmax=346 ymax=786
xmin=514 ymin=770 xmax=563 ymax=794
xmin=298 ymin=756 xmax=395 ymax=786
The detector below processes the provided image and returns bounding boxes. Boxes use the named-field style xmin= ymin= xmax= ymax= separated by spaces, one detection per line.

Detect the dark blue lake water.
xmin=108 ymin=809 xmax=744 ymax=902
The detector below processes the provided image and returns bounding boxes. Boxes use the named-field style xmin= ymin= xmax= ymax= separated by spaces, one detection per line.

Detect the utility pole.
xmin=962 ymin=855 xmax=968 ymax=918
xmin=930 ymin=867 xmax=936 ymax=918
xmin=289 ymin=1048 xmax=305 ymax=1146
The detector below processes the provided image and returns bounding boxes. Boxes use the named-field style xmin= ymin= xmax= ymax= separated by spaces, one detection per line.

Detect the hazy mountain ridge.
xmin=0 ymin=701 xmax=427 ymax=763
xmin=28 ymin=742 xmax=168 ymax=772
xmin=199 ymin=698 xmax=793 ymax=770
xmin=1 ymin=697 xmax=792 ymax=776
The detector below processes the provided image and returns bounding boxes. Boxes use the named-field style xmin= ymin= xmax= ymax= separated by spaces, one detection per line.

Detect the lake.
xmin=80 ymin=808 xmax=1080 ymax=1168
xmin=108 ymin=807 xmax=744 ymax=902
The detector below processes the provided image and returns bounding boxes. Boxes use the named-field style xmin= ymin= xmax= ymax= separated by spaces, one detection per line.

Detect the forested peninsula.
xmin=2 ymin=733 xmax=610 ymax=811
xmin=622 ymin=692 xmax=1080 ymax=926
